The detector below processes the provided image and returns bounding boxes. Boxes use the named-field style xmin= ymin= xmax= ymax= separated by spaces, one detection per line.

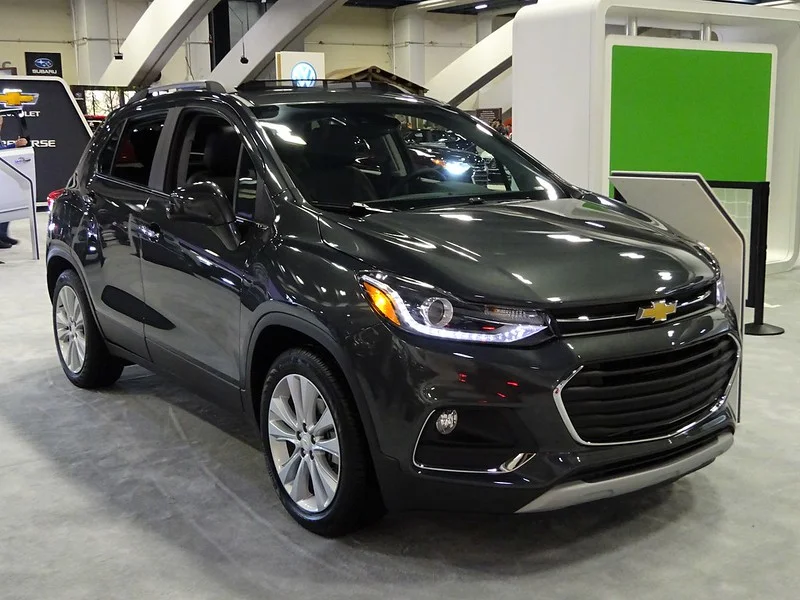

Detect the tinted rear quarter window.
xmin=100 ymin=114 xmax=166 ymax=188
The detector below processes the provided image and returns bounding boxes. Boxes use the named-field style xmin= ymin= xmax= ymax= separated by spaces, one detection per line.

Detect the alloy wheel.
xmin=267 ymin=374 xmax=341 ymax=513
xmin=55 ymin=286 xmax=86 ymax=374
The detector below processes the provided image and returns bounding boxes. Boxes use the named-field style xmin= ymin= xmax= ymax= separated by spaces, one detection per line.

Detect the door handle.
xmin=14 ymin=156 xmax=31 ymax=164
xmin=138 ymin=222 xmax=161 ymax=242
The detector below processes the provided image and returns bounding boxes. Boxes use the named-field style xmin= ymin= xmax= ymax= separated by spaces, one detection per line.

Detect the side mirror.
xmin=167 ymin=182 xmax=241 ymax=251
xmin=167 ymin=182 xmax=235 ymax=226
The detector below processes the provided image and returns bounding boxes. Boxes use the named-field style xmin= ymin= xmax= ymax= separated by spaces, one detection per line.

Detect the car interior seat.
xmin=301 ymin=126 xmax=378 ymax=206
xmin=186 ymin=126 xmax=241 ymax=201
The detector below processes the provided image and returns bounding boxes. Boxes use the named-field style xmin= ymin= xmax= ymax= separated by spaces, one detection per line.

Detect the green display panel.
xmin=610 ymin=45 xmax=773 ymax=183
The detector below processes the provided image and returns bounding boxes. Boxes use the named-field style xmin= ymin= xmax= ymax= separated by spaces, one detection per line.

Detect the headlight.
xmin=695 ymin=242 xmax=726 ymax=309
xmin=444 ymin=161 xmax=471 ymax=176
xmin=716 ymin=274 xmax=727 ymax=309
xmin=359 ymin=273 xmax=550 ymax=344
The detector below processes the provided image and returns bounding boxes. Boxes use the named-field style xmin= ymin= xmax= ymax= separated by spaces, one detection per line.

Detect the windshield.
xmin=253 ymin=102 xmax=570 ymax=210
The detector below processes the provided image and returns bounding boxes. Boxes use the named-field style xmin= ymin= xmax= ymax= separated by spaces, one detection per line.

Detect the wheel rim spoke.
xmin=277 ymin=449 xmax=302 ymax=486
xmin=289 ymin=456 xmax=311 ymax=502
xmin=307 ymin=459 xmax=329 ymax=510
xmin=268 ymin=419 xmax=299 ymax=444
xmin=287 ymin=375 xmax=304 ymax=420
xmin=69 ymin=291 xmax=81 ymax=320
xmin=56 ymin=309 xmax=70 ymax=329
xmin=300 ymin=377 xmax=318 ymax=426
xmin=267 ymin=373 xmax=340 ymax=513
xmin=75 ymin=336 xmax=86 ymax=365
xmin=312 ymin=436 xmax=340 ymax=459
xmin=309 ymin=407 xmax=334 ymax=435
xmin=270 ymin=393 xmax=298 ymax=432
xmin=314 ymin=457 xmax=339 ymax=500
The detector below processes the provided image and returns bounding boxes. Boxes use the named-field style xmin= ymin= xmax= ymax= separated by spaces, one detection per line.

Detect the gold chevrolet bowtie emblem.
xmin=636 ymin=299 xmax=678 ymax=323
xmin=0 ymin=89 xmax=39 ymax=108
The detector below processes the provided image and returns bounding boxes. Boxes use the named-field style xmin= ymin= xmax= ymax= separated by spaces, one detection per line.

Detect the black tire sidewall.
xmin=260 ymin=349 xmax=370 ymax=536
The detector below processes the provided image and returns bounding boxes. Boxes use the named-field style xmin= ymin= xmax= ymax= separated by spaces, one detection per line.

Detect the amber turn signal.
xmin=362 ymin=281 xmax=400 ymax=326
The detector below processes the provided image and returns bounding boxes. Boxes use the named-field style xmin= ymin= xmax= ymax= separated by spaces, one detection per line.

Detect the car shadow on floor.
xmin=1 ymin=364 xmax=719 ymax=592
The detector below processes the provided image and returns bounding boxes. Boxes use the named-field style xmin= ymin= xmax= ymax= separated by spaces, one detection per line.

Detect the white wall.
xmin=305 ymin=7 xmax=392 ymax=74
xmin=303 ymin=6 xmax=482 ymax=86
xmin=422 ymin=13 xmax=475 ymax=83
xmin=0 ymin=0 xmax=78 ymax=83
xmin=0 ymin=1 xmax=501 ymax=90
xmin=0 ymin=0 xmax=209 ymax=86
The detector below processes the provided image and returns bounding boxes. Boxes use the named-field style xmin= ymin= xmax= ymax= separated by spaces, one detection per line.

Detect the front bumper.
xmin=348 ymin=306 xmax=739 ymax=513
xmin=516 ymin=431 xmax=733 ymax=512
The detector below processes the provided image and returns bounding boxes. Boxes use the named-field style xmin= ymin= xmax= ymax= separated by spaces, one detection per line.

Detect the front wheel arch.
xmin=244 ymin=312 xmax=376 ymax=444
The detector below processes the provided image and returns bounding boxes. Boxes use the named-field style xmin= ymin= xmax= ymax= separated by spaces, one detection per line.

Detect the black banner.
xmin=0 ymin=77 xmax=91 ymax=203
xmin=24 ymin=52 xmax=63 ymax=78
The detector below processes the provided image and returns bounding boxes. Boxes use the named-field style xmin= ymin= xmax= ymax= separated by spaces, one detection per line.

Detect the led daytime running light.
xmin=361 ymin=275 xmax=548 ymax=343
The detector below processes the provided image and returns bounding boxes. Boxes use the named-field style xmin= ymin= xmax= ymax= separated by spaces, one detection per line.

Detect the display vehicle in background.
xmin=85 ymin=114 xmax=106 ymax=132
xmin=46 ymin=80 xmax=740 ymax=536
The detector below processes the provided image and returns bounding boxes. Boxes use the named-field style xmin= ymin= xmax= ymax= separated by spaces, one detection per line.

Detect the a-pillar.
xmin=393 ymin=11 xmax=425 ymax=86
xmin=72 ymin=0 xmax=112 ymax=85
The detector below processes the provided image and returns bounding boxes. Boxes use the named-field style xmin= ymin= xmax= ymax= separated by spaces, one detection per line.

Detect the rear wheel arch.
xmin=47 ymin=253 xmax=74 ymax=299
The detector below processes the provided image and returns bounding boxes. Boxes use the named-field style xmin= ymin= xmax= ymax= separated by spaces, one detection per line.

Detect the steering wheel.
xmin=389 ymin=167 xmax=447 ymax=196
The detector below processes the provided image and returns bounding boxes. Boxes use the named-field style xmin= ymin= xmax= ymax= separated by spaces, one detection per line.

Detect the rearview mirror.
xmin=167 ymin=182 xmax=235 ymax=226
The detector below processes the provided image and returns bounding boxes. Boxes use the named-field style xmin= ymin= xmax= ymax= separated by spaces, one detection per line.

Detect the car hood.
xmin=320 ymin=197 xmax=716 ymax=307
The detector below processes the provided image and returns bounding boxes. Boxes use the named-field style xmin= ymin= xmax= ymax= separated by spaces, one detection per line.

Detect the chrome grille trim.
xmin=552 ymin=333 xmax=741 ymax=446
xmin=557 ymin=290 xmax=713 ymax=324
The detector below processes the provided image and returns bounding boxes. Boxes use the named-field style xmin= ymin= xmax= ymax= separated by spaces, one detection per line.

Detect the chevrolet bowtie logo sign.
xmin=0 ymin=89 xmax=39 ymax=108
xmin=636 ymin=299 xmax=678 ymax=323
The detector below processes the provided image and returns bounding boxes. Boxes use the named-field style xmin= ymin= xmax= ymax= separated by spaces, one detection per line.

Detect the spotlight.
xmin=240 ymin=55 xmax=250 ymax=64
xmin=113 ymin=52 xmax=123 ymax=60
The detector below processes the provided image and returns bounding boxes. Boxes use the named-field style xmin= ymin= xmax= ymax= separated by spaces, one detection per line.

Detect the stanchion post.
xmin=744 ymin=181 xmax=783 ymax=336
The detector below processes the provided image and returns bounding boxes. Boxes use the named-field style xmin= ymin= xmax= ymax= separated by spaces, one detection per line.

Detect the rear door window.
xmin=106 ymin=114 xmax=167 ymax=188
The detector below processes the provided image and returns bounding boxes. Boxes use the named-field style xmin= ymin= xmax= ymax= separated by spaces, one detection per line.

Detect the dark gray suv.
xmin=46 ymin=80 xmax=739 ymax=536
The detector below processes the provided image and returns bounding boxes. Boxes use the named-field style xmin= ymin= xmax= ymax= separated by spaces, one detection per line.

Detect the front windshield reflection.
xmin=253 ymin=103 xmax=570 ymax=210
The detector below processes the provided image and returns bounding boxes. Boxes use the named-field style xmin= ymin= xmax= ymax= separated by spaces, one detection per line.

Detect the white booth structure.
xmin=0 ymin=145 xmax=38 ymax=260
xmin=513 ymin=0 xmax=800 ymax=273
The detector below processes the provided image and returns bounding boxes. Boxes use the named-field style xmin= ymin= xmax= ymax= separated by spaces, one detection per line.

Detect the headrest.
xmin=203 ymin=127 xmax=241 ymax=175
xmin=305 ymin=126 xmax=366 ymax=168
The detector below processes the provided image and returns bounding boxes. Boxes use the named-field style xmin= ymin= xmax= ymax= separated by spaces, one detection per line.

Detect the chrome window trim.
xmin=411 ymin=411 xmax=536 ymax=475
xmin=552 ymin=333 xmax=741 ymax=447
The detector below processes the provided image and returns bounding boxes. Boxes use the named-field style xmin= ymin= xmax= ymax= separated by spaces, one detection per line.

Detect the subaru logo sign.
xmin=34 ymin=57 xmax=54 ymax=70
xmin=291 ymin=62 xmax=317 ymax=88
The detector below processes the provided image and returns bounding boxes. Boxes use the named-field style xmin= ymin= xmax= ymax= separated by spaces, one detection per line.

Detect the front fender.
xmin=242 ymin=307 xmax=381 ymax=457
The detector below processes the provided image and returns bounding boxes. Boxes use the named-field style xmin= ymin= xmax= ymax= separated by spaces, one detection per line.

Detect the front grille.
xmin=471 ymin=159 xmax=489 ymax=186
xmin=550 ymin=283 xmax=716 ymax=336
xmin=560 ymin=335 xmax=738 ymax=444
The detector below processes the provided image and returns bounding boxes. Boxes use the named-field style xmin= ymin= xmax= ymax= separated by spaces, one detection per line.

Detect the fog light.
xmin=435 ymin=409 xmax=458 ymax=435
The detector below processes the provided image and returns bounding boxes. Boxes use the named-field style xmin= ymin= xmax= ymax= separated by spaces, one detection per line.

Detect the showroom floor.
xmin=1 ymin=216 xmax=799 ymax=600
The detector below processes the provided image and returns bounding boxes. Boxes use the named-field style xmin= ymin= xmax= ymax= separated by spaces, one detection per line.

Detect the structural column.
xmin=477 ymin=12 xmax=494 ymax=42
xmin=72 ymin=0 xmax=112 ymax=85
xmin=393 ymin=11 xmax=425 ymax=85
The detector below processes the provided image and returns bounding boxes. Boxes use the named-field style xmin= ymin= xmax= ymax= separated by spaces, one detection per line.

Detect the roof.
xmin=123 ymin=80 xmax=445 ymax=112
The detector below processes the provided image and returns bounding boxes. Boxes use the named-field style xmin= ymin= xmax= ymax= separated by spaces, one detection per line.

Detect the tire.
xmin=52 ymin=270 xmax=125 ymax=388
xmin=260 ymin=349 xmax=383 ymax=536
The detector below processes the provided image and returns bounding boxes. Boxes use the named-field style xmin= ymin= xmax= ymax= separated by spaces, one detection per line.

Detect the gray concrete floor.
xmin=1 ymin=215 xmax=799 ymax=600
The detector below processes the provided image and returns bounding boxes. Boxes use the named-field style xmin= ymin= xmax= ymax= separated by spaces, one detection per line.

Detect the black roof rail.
xmin=128 ymin=80 xmax=227 ymax=103
xmin=235 ymin=79 xmax=399 ymax=93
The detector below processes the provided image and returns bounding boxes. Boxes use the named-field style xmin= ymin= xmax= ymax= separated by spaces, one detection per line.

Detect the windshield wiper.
xmin=315 ymin=202 xmax=391 ymax=217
